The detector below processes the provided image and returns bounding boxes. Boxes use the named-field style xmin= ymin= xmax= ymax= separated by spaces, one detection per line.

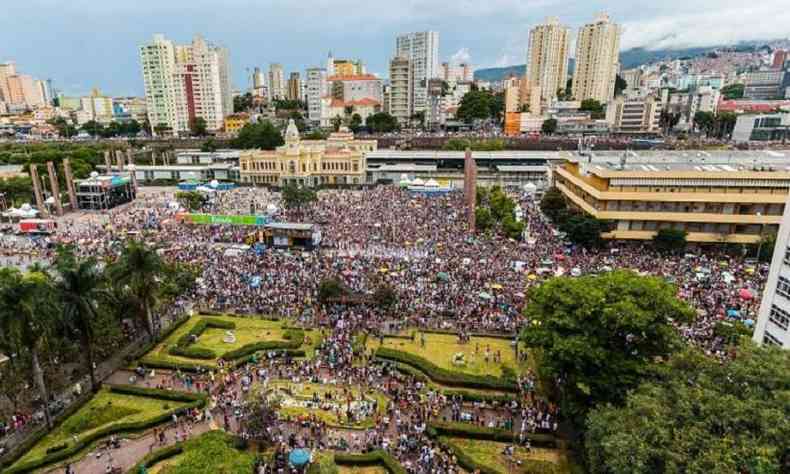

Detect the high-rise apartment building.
xmin=388 ymin=57 xmax=412 ymax=124
xmin=396 ymin=31 xmax=439 ymax=115
xmin=572 ymin=13 xmax=622 ymax=104
xmin=528 ymin=17 xmax=571 ymax=102
xmin=6 ymin=74 xmax=42 ymax=108
xmin=269 ymin=64 xmax=286 ymax=100
xmin=252 ymin=67 xmax=266 ymax=97
xmin=0 ymin=62 xmax=15 ymax=103
xmin=139 ymin=34 xmax=232 ymax=135
xmin=287 ymin=72 xmax=302 ymax=102
xmin=306 ymin=67 xmax=327 ymax=124
xmin=754 ymin=194 xmax=790 ymax=349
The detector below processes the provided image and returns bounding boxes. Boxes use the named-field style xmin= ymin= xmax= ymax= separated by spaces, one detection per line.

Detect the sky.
xmin=2 ymin=0 xmax=788 ymax=97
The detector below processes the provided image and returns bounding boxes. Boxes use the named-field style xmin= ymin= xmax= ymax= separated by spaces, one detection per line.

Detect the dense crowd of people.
xmin=0 ymin=183 xmax=769 ymax=472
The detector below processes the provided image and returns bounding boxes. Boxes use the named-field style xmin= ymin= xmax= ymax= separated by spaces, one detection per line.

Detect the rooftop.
xmin=571 ymin=150 xmax=790 ymax=173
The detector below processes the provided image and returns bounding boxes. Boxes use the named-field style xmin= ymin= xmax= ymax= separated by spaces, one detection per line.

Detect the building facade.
xmin=743 ymin=70 xmax=789 ymax=100
xmin=328 ymin=74 xmax=383 ymax=103
xmin=306 ymin=68 xmax=327 ymax=125
xmin=528 ymin=17 xmax=571 ymax=102
xmin=732 ymin=113 xmax=790 ymax=143
xmin=754 ymin=195 xmax=790 ymax=349
xmin=224 ymin=113 xmax=249 ymax=135
xmin=269 ymin=63 xmax=286 ymax=100
xmin=396 ymin=31 xmax=440 ymax=115
xmin=553 ymin=151 xmax=790 ymax=244
xmin=606 ymin=95 xmax=662 ymax=134
xmin=571 ymin=13 xmax=622 ymax=104
xmin=287 ymin=72 xmax=302 ymax=102
xmin=388 ymin=57 xmax=412 ymax=124
xmin=239 ymin=120 xmax=375 ymax=187
xmin=139 ymin=34 xmax=232 ymax=135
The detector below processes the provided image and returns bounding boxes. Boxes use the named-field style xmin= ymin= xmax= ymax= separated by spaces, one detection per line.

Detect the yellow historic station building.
xmin=239 ymin=120 xmax=376 ymax=187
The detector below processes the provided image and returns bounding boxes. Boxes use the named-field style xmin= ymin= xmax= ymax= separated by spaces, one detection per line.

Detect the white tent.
xmin=523 ymin=182 xmax=537 ymax=194
xmin=412 ymin=178 xmax=425 ymax=186
xmin=424 ymin=179 xmax=439 ymax=187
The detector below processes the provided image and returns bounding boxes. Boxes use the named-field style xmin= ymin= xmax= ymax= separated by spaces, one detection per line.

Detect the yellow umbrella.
xmin=379 ymin=267 xmax=389 ymax=273
xmin=490 ymin=284 xmax=503 ymax=290
xmin=527 ymin=274 xmax=537 ymax=281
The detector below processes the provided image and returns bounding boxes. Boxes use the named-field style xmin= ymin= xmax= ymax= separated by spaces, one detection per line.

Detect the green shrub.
xmin=44 ymin=443 xmax=67 ymax=455
xmin=334 ymin=450 xmax=406 ymax=474
xmin=221 ymin=330 xmax=303 ymax=361
xmin=4 ymin=385 xmax=205 ymax=474
xmin=427 ymin=421 xmax=557 ymax=448
xmin=175 ymin=318 xmax=236 ymax=348
xmin=374 ymin=348 xmax=517 ymax=391
xmin=438 ymin=436 xmax=565 ymax=474
xmin=168 ymin=345 xmax=216 ymax=359
xmin=441 ymin=389 xmax=516 ymax=404
xmin=125 ymin=444 xmax=183 ymax=474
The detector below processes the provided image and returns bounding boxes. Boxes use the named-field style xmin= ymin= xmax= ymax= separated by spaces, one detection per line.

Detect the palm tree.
xmin=110 ymin=241 xmax=163 ymax=337
xmin=55 ymin=255 xmax=105 ymax=392
xmin=0 ymin=268 xmax=57 ymax=428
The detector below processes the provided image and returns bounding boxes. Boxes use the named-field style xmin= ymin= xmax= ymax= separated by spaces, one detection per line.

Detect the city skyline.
xmin=3 ymin=0 xmax=789 ymax=97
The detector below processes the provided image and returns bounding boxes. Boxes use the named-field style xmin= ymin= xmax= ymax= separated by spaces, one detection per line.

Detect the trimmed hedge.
xmin=168 ymin=345 xmax=216 ymax=359
xmin=333 ymin=450 xmax=406 ymax=474
xmin=441 ymin=389 xmax=517 ymax=404
xmin=130 ymin=314 xmax=191 ymax=362
xmin=419 ymin=328 xmax=516 ymax=340
xmin=125 ymin=443 xmax=183 ymax=474
xmin=0 ymin=392 xmax=94 ymax=471
xmin=167 ymin=317 xmax=237 ymax=359
xmin=427 ymin=421 xmax=557 ymax=449
xmin=3 ymin=385 xmax=206 ymax=474
xmin=374 ymin=348 xmax=517 ymax=392
xmin=221 ymin=329 xmax=304 ymax=361
xmin=437 ymin=435 xmax=565 ymax=474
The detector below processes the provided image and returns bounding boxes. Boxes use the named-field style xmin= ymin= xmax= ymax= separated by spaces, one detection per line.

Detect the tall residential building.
xmin=754 ymin=195 xmax=790 ymax=349
xmin=252 ymin=67 xmax=266 ymax=97
xmin=396 ymin=31 xmax=439 ymax=115
xmin=388 ymin=57 xmax=412 ymax=124
xmin=605 ymin=95 xmax=662 ymax=134
xmin=0 ymin=62 xmax=15 ymax=103
xmin=287 ymin=72 xmax=302 ymax=102
xmin=528 ymin=17 xmax=571 ymax=102
xmin=80 ymin=88 xmax=115 ymax=123
xmin=139 ymin=34 xmax=232 ymax=134
xmin=572 ymin=13 xmax=622 ymax=104
xmin=268 ymin=63 xmax=286 ymax=100
xmin=328 ymin=74 xmax=383 ymax=103
xmin=35 ymin=80 xmax=53 ymax=105
xmin=306 ymin=67 xmax=327 ymax=124
xmin=6 ymin=74 xmax=42 ymax=108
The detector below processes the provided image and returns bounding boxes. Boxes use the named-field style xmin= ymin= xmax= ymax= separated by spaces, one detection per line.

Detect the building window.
xmin=778 ymin=276 xmax=790 ymax=300
xmin=769 ymin=304 xmax=790 ymax=330
xmin=763 ymin=332 xmax=782 ymax=346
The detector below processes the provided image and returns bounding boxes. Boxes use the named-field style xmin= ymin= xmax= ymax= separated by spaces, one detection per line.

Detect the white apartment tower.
xmin=528 ymin=17 xmax=571 ymax=102
xmin=395 ymin=31 xmax=439 ymax=115
xmin=139 ymin=34 xmax=232 ymax=135
xmin=306 ymin=67 xmax=327 ymax=124
xmin=269 ymin=63 xmax=286 ymax=100
xmin=571 ymin=13 xmax=622 ymax=104
xmin=754 ymin=197 xmax=790 ymax=349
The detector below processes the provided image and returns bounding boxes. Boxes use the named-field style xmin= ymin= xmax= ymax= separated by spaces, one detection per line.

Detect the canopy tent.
xmin=2 ymin=203 xmax=39 ymax=219
xmin=437 ymin=272 xmax=450 ymax=282
xmin=739 ymin=288 xmax=754 ymax=300
xmin=289 ymin=449 xmax=310 ymax=467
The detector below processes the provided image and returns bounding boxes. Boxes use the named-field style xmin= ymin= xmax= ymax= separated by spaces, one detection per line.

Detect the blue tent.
xmin=289 ymin=449 xmax=310 ymax=467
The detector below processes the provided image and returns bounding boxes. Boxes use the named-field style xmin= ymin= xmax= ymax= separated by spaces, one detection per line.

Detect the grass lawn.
xmin=12 ymin=389 xmax=192 ymax=468
xmin=146 ymin=430 xmax=256 ymax=474
xmin=338 ymin=466 xmax=388 ymax=474
xmin=367 ymin=332 xmax=526 ymax=379
xmin=142 ymin=315 xmax=294 ymax=367
xmin=267 ymin=380 xmax=388 ymax=429
xmin=444 ymin=437 xmax=575 ymax=474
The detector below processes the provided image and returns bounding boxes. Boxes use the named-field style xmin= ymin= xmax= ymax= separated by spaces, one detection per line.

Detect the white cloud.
xmin=621 ymin=3 xmax=790 ymax=50
xmin=450 ymin=48 xmax=472 ymax=65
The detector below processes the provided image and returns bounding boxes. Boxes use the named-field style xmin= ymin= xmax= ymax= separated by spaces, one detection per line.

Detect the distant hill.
xmin=474 ymin=65 xmax=525 ymax=82
xmin=619 ymin=46 xmax=720 ymax=69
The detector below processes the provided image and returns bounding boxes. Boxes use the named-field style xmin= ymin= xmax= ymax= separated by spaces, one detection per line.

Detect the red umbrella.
xmin=739 ymin=288 xmax=753 ymax=300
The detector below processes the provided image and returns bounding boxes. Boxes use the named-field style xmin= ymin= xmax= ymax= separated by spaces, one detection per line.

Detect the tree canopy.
xmin=580 ymin=99 xmax=605 ymax=119
xmin=541 ymin=118 xmax=558 ymax=135
xmin=456 ymin=89 xmax=504 ymax=124
xmin=653 ymin=228 xmax=688 ymax=253
xmin=365 ymin=112 xmax=399 ymax=134
xmin=585 ymin=343 xmax=790 ymax=474
xmin=234 ymin=121 xmax=284 ymax=150
xmin=521 ymin=271 xmax=694 ymax=421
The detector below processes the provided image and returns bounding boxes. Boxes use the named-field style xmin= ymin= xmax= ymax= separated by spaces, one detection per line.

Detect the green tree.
xmin=109 ymin=241 xmax=164 ymax=337
xmin=521 ymin=271 xmax=693 ymax=422
xmin=0 ymin=268 xmax=58 ymax=428
xmin=234 ymin=92 xmax=253 ymax=113
xmin=281 ymin=182 xmax=317 ymax=216
xmin=652 ymin=228 xmax=688 ymax=253
xmin=201 ymin=138 xmax=218 ymax=153
xmin=614 ymin=74 xmax=627 ymax=96
xmin=693 ymin=111 xmax=716 ymax=136
xmin=54 ymin=252 xmax=106 ymax=392
xmin=720 ymin=83 xmax=745 ymax=100
xmin=560 ymin=214 xmax=605 ymax=248
xmin=189 ymin=117 xmax=208 ymax=137
xmin=475 ymin=206 xmax=495 ymax=231
xmin=81 ymin=120 xmax=105 ymax=137
xmin=541 ymin=118 xmax=558 ymax=135
xmin=539 ymin=187 xmax=567 ymax=222
xmin=48 ymin=117 xmax=77 ymax=138
xmin=234 ymin=121 xmax=285 ymax=150
xmin=580 ymin=99 xmax=605 ymax=119
xmin=175 ymin=191 xmax=207 ymax=211
xmin=456 ymin=89 xmax=500 ymax=123
xmin=289 ymin=111 xmax=307 ymax=132
xmin=365 ymin=112 xmax=399 ymax=133
xmin=372 ymin=285 xmax=397 ymax=309
xmin=502 ymin=215 xmax=525 ymax=240
xmin=586 ymin=344 xmax=790 ymax=474
xmin=349 ymin=113 xmax=363 ymax=133
xmin=330 ymin=115 xmax=343 ymax=132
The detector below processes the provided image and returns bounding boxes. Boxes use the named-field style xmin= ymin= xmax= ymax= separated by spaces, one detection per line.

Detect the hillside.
xmin=474 ymin=64 xmax=525 ymax=82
